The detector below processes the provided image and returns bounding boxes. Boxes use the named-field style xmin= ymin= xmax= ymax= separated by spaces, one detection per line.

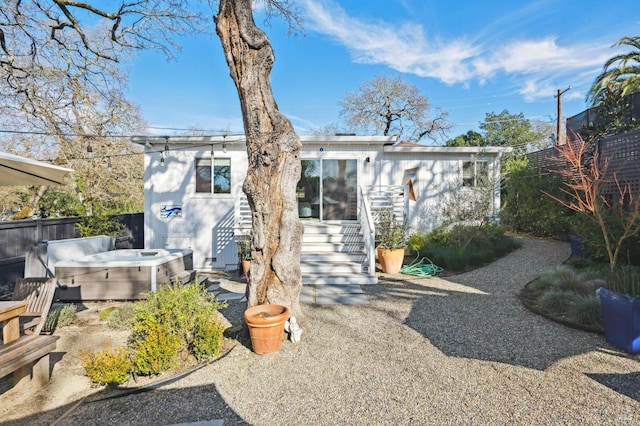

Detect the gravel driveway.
xmin=2 ymin=236 xmax=639 ymax=425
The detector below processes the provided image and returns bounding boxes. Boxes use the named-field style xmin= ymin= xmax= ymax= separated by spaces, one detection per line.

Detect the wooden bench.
xmin=11 ymin=277 xmax=57 ymax=335
xmin=0 ymin=334 xmax=59 ymax=390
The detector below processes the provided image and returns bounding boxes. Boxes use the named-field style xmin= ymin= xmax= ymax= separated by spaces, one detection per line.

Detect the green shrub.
xmin=129 ymin=283 xmax=227 ymax=375
xmin=191 ymin=315 xmax=226 ymax=361
xmin=81 ymin=344 xmax=133 ymax=387
xmin=56 ymin=304 xmax=78 ymax=328
xmin=468 ymin=248 xmax=494 ymax=266
xmin=407 ymin=231 xmax=428 ymax=253
xmin=438 ymin=247 xmax=469 ymax=272
xmin=567 ymin=297 xmax=602 ymax=329
xmin=130 ymin=323 xmax=181 ymax=375
xmin=42 ymin=304 xmax=77 ymax=332
xmin=528 ymin=276 xmax=556 ymax=294
xmin=99 ymin=303 xmax=136 ymax=330
xmin=410 ymin=225 xmax=520 ymax=272
xmin=540 ymin=265 xmax=577 ymax=286
xmin=76 ymin=213 xmax=124 ymax=237
xmin=80 ymin=284 xmax=228 ymax=385
xmin=538 ymin=291 xmax=578 ymax=315
xmin=555 ymin=274 xmax=592 ymax=296
xmin=502 ymin=166 xmax=573 ymax=238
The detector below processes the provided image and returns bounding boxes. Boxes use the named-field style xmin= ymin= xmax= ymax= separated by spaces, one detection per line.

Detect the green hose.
xmin=400 ymin=253 xmax=443 ymax=277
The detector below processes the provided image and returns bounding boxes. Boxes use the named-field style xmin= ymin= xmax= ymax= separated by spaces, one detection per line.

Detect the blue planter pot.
xmin=569 ymin=234 xmax=588 ymax=259
xmin=598 ymin=287 xmax=640 ymax=355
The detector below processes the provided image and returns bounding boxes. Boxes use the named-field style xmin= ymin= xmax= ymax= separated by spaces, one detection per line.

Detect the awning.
xmin=0 ymin=151 xmax=74 ymax=186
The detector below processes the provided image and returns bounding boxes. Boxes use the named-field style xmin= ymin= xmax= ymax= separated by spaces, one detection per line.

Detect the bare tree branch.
xmin=339 ymin=75 xmax=451 ymax=143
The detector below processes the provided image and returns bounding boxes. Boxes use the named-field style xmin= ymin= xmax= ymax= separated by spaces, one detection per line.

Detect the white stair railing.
xmin=359 ymin=188 xmax=376 ymax=275
xmin=364 ymin=185 xmax=408 ymax=222
xmin=235 ymin=194 xmax=252 ymax=235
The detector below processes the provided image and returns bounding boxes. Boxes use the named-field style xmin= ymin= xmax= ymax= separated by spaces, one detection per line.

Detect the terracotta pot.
xmin=241 ymin=259 xmax=251 ymax=280
xmin=377 ymin=247 xmax=405 ymax=273
xmin=244 ymin=304 xmax=289 ymax=354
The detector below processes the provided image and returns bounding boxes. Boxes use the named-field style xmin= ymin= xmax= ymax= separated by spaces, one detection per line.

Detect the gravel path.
xmin=3 ymin=236 xmax=640 ymax=425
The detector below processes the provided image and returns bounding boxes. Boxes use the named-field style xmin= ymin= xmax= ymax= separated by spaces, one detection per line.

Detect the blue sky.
xmin=126 ymin=0 xmax=639 ymax=144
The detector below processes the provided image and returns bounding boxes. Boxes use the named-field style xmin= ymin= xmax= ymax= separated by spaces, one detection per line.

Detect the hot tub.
xmin=54 ymin=248 xmax=193 ymax=301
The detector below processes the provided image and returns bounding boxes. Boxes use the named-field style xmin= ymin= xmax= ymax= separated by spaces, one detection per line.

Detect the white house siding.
xmin=381 ymin=146 xmax=504 ymax=232
xmin=135 ymin=135 xmax=396 ymax=271
xmin=133 ymin=136 xmax=507 ymax=271
xmin=140 ymin=138 xmax=249 ymax=270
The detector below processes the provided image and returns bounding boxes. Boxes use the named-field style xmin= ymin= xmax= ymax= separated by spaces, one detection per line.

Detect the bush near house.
xmin=408 ymin=224 xmax=521 ymax=272
xmin=501 ymin=163 xmax=573 ymax=239
xmin=81 ymin=284 xmax=228 ymax=386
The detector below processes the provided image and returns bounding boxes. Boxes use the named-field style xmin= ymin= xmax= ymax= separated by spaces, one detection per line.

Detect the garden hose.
xmin=400 ymin=253 xmax=443 ymax=277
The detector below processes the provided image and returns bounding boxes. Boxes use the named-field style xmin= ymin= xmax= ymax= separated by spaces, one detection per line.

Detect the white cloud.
xmin=474 ymin=37 xmax=609 ymax=77
xmin=300 ymin=0 xmax=478 ymax=84
xmin=300 ymin=0 xmax=615 ymax=101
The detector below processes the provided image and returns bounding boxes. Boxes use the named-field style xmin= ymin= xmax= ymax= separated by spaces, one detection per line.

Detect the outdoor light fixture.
xmin=161 ymin=136 xmax=169 ymax=166
xmin=222 ymin=142 xmax=227 ymax=153
xmin=211 ymin=144 xmax=215 ymax=157
xmin=86 ymin=142 xmax=93 ymax=158
xmin=365 ymin=157 xmax=370 ymax=163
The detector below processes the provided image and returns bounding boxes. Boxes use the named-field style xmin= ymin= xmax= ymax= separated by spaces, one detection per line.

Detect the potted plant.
xmin=236 ymin=234 xmax=252 ymax=280
xmin=375 ymin=209 xmax=410 ymax=273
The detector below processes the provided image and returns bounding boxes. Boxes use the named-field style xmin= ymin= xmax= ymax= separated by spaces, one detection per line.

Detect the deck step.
xmin=302 ymin=274 xmax=377 ymax=285
xmin=298 ymin=222 xmax=376 ymax=286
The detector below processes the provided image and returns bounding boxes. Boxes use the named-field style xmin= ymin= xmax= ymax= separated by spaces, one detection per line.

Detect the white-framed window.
xmin=195 ymin=157 xmax=231 ymax=194
xmin=462 ymin=160 xmax=489 ymax=187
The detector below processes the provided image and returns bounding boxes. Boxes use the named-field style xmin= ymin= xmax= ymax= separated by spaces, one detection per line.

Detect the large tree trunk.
xmin=215 ymin=0 xmax=305 ymax=325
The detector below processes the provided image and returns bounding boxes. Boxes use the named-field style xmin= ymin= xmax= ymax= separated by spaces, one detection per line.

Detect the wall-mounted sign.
xmin=161 ymin=205 xmax=182 ymax=218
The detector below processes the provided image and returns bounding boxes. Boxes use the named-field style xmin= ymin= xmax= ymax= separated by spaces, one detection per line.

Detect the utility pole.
xmin=554 ymin=86 xmax=571 ymax=145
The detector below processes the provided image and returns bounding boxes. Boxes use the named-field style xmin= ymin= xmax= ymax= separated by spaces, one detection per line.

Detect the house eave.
xmin=131 ymin=134 xmax=399 ymax=147
xmin=383 ymin=145 xmax=512 ymax=155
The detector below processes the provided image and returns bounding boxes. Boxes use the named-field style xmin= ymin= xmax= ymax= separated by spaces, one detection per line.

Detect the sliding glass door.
xmin=297 ymin=159 xmax=358 ymax=221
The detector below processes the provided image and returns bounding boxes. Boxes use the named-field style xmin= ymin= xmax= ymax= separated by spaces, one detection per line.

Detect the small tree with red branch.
xmin=546 ymin=136 xmax=640 ymax=271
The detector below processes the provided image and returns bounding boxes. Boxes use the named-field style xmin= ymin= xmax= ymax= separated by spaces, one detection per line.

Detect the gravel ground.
xmin=2 ymin=236 xmax=640 ymax=425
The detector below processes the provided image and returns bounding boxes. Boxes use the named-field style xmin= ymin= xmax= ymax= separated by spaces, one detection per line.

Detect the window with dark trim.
xmin=195 ymin=157 xmax=231 ymax=194
xmin=462 ymin=160 xmax=488 ymax=187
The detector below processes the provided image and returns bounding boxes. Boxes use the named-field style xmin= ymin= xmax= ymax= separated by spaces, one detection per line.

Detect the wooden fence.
xmin=0 ymin=213 xmax=143 ymax=296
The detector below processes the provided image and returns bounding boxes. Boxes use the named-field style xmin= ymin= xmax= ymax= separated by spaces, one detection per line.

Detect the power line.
xmin=0 ymin=128 xmax=246 ymax=139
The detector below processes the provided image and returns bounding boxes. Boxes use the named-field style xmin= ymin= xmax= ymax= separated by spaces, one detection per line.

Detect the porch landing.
xmin=202 ymin=274 xmax=369 ymax=305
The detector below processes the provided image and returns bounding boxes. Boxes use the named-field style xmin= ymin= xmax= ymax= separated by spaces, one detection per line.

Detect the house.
xmin=131 ymin=135 xmax=508 ymax=285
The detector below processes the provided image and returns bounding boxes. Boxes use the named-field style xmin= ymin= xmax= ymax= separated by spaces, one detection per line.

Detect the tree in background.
xmin=480 ymin=110 xmax=546 ymax=151
xmin=445 ymin=110 xmax=549 ymax=152
xmin=579 ymin=86 xmax=639 ymax=142
xmin=339 ymin=75 xmax=451 ymax=143
xmin=0 ymin=1 xmax=202 ymax=218
xmin=1 ymin=66 xmax=146 ymax=219
xmin=588 ymin=36 xmax=640 ymax=104
xmin=445 ymin=130 xmax=485 ymax=147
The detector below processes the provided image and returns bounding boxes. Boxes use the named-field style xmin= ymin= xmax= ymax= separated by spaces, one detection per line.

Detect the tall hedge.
xmin=502 ymin=165 xmax=572 ymax=239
